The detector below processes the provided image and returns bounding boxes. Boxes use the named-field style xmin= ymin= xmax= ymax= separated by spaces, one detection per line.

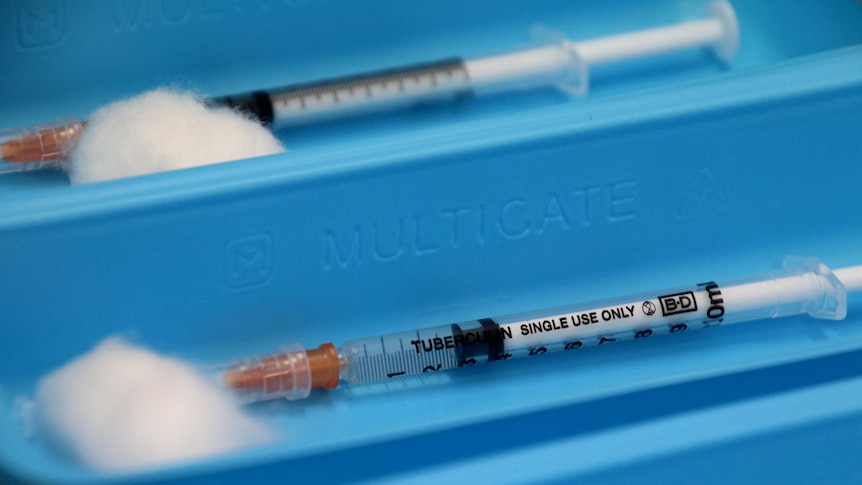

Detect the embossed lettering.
xmin=499 ymin=199 xmax=531 ymax=238
xmin=112 ymin=0 xmax=247 ymax=32
xmin=323 ymin=179 xmax=638 ymax=270
xmin=324 ymin=226 xmax=362 ymax=270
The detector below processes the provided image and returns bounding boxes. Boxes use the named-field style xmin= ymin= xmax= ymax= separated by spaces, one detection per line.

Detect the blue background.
xmin=1 ymin=0 xmax=861 ymax=483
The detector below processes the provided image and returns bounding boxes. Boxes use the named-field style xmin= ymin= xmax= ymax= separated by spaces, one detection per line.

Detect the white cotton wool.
xmin=68 ymin=89 xmax=285 ymax=184
xmin=35 ymin=338 xmax=273 ymax=471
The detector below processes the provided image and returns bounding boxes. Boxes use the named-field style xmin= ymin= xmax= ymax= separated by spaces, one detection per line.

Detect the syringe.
xmin=210 ymin=0 xmax=737 ymax=128
xmin=0 ymin=1 xmax=738 ymax=173
xmin=220 ymin=257 xmax=862 ymax=403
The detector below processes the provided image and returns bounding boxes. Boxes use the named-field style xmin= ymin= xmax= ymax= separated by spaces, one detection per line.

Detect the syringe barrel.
xmin=339 ymin=258 xmax=847 ymax=385
xmin=215 ymin=46 xmax=586 ymax=129
xmin=211 ymin=58 xmax=474 ymax=129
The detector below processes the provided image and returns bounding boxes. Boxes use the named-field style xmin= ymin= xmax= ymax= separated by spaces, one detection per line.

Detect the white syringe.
xmin=210 ymin=0 xmax=738 ymax=127
xmin=221 ymin=257 xmax=862 ymax=403
xmin=0 ymin=1 xmax=738 ymax=172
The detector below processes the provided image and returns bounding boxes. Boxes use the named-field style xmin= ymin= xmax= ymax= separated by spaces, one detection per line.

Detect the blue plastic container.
xmin=1 ymin=1 xmax=861 ymax=483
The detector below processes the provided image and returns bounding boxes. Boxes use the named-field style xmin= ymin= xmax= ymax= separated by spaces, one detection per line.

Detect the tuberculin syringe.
xmin=221 ymin=257 xmax=862 ymax=403
xmin=0 ymin=1 xmax=738 ymax=172
xmin=209 ymin=0 xmax=738 ymax=128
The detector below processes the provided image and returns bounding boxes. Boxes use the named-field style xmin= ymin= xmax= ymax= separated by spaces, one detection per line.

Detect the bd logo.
xmin=225 ymin=234 xmax=274 ymax=289
xmin=17 ymin=0 xmax=65 ymax=49
xmin=658 ymin=291 xmax=698 ymax=316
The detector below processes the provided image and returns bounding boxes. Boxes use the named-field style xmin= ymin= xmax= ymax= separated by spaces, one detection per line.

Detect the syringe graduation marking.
xmin=208 ymin=58 xmax=473 ymax=128
xmin=351 ymin=328 xmax=465 ymax=383
xmin=270 ymin=58 xmax=470 ymax=99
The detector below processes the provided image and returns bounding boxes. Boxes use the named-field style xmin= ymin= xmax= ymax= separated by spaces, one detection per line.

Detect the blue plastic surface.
xmin=1 ymin=1 xmax=862 ymax=483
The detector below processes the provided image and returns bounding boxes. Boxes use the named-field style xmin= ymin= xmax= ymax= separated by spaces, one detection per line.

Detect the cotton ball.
xmin=68 ymin=89 xmax=285 ymax=184
xmin=35 ymin=337 xmax=273 ymax=471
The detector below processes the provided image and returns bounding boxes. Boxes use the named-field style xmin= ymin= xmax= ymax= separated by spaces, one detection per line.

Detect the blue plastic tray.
xmin=2 ymin=1 xmax=862 ymax=483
